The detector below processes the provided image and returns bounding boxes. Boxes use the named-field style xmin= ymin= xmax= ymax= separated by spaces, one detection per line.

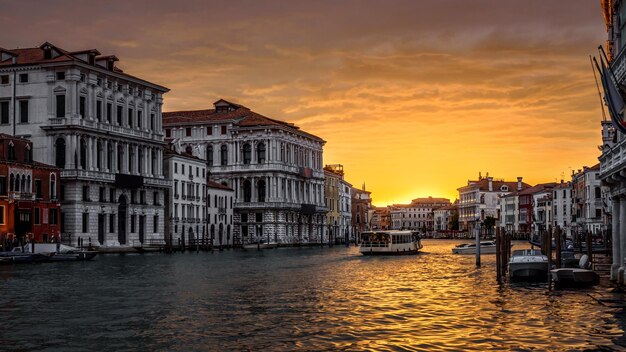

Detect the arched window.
xmin=220 ymin=145 xmax=228 ymax=166
xmin=55 ymin=138 xmax=66 ymax=168
xmin=256 ymin=142 xmax=266 ymax=164
xmin=25 ymin=146 xmax=32 ymax=163
xmin=242 ymin=143 xmax=251 ymax=164
xmin=9 ymin=174 xmax=14 ymax=192
xmin=129 ymin=146 xmax=134 ymax=173
xmin=243 ymin=180 xmax=251 ymax=202
xmin=97 ymin=141 xmax=102 ymax=170
xmin=26 ymin=175 xmax=30 ymax=192
xmin=138 ymin=148 xmax=144 ymax=174
xmin=257 ymin=179 xmax=266 ymax=203
xmin=79 ymin=138 xmax=86 ymax=170
xmin=8 ymin=143 xmax=15 ymax=161
xmin=107 ymin=143 xmax=113 ymax=171
xmin=280 ymin=143 xmax=285 ymax=162
xmin=117 ymin=145 xmax=124 ymax=172
xmin=50 ymin=173 xmax=56 ymax=199
xmin=206 ymin=145 xmax=213 ymax=166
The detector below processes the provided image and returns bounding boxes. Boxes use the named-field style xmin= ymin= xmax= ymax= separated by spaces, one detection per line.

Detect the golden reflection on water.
xmin=0 ymin=240 xmax=624 ymax=351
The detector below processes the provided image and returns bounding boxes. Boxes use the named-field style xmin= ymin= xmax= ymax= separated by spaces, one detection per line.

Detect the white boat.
xmin=452 ymin=241 xmax=497 ymax=254
xmin=359 ymin=230 xmax=422 ymax=255
xmin=509 ymin=249 xmax=549 ymax=281
xmin=550 ymin=255 xmax=600 ymax=287
xmin=12 ymin=243 xmax=97 ymax=261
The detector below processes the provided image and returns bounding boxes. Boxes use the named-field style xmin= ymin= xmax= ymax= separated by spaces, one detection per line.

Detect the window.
xmin=137 ymin=111 xmax=142 ymax=128
xmin=56 ymin=72 xmax=65 ymax=80
xmin=186 ymin=128 xmax=192 ymax=137
xmin=206 ymin=145 xmax=213 ymax=166
xmin=35 ymin=179 xmax=42 ymax=198
xmin=80 ymin=73 xmax=86 ymax=82
xmin=116 ymin=105 xmax=122 ymax=125
xmin=256 ymin=142 xmax=266 ymax=164
xmin=243 ymin=143 xmax=251 ymax=164
xmin=131 ymin=214 xmax=136 ymax=233
xmin=109 ymin=213 xmax=115 ymax=232
xmin=153 ymin=215 xmax=158 ymax=233
xmin=107 ymin=103 xmax=112 ymax=123
xmin=220 ymin=145 xmax=228 ymax=165
xmin=0 ymin=176 xmax=5 ymax=195
xmin=50 ymin=174 xmax=56 ymax=199
xmin=221 ymin=126 xmax=227 ymax=134
xmin=128 ymin=108 xmax=133 ymax=127
xmin=34 ymin=208 xmax=40 ymax=225
xmin=55 ymin=138 xmax=65 ymax=168
xmin=82 ymin=185 xmax=90 ymax=201
xmin=131 ymin=190 xmax=136 ymax=204
xmin=79 ymin=96 xmax=86 ymax=118
xmin=110 ymin=188 xmax=115 ymax=203
xmin=96 ymin=100 xmax=102 ymax=121
xmin=207 ymin=126 xmax=212 ymax=135
xmin=50 ymin=209 xmax=58 ymax=225
xmin=165 ymin=129 xmax=171 ymax=138
xmin=181 ymin=164 xmax=185 ymax=175
xmin=18 ymin=73 xmax=28 ymax=83
xmin=140 ymin=190 xmax=146 ymax=204
xmin=150 ymin=113 xmax=155 ymax=130
xmin=82 ymin=213 xmax=89 ymax=232
xmin=0 ymin=206 xmax=5 ymax=224
xmin=153 ymin=191 xmax=160 ymax=205
xmin=56 ymin=95 xmax=65 ymax=117
xmin=243 ymin=180 xmax=251 ymax=202
xmin=0 ymin=75 xmax=9 ymax=84
xmin=99 ymin=187 xmax=106 ymax=202
xmin=18 ymin=100 xmax=28 ymax=123
xmin=0 ymin=101 xmax=9 ymax=124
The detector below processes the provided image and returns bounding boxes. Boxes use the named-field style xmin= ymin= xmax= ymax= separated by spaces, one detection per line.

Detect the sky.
xmin=0 ymin=0 xmax=608 ymax=206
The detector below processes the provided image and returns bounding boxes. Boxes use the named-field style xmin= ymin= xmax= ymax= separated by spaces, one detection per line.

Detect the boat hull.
xmin=550 ymin=268 xmax=599 ymax=287
xmin=509 ymin=262 xmax=549 ymax=281
xmin=360 ymin=248 xmax=420 ymax=256
xmin=452 ymin=246 xmax=497 ymax=255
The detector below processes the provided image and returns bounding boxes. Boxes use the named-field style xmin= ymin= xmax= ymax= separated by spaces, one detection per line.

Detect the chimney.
xmin=487 ymin=177 xmax=493 ymax=191
xmin=517 ymin=177 xmax=523 ymax=191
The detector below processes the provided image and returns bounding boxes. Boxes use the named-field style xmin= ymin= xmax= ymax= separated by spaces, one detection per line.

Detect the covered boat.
xmin=509 ymin=249 xmax=549 ymax=281
xmin=359 ymin=230 xmax=422 ymax=255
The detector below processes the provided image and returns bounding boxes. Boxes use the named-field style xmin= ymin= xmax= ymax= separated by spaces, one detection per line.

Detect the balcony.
xmin=9 ymin=192 xmax=34 ymax=201
xmin=44 ymin=117 xmax=162 ymax=142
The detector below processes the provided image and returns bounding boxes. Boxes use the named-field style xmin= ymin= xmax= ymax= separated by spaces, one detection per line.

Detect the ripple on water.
xmin=0 ymin=240 xmax=624 ymax=351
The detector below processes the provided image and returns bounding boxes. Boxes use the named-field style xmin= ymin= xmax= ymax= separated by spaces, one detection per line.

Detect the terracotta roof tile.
xmin=207 ymin=180 xmax=233 ymax=191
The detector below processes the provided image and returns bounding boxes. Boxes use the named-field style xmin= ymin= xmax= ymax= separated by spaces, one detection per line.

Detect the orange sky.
xmin=1 ymin=0 xmax=607 ymax=206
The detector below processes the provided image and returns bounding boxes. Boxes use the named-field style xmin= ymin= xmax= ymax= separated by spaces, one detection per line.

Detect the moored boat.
xmin=359 ymin=230 xmax=422 ymax=255
xmin=550 ymin=255 xmax=600 ymax=287
xmin=11 ymin=243 xmax=97 ymax=262
xmin=452 ymin=241 xmax=497 ymax=255
xmin=509 ymin=249 xmax=549 ymax=281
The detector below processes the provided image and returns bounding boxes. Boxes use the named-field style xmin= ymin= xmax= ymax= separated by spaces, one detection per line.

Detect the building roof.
xmin=458 ymin=178 xmax=530 ymax=192
xmin=0 ymin=42 xmax=168 ymax=92
xmin=517 ymin=182 xmax=558 ymax=196
xmin=435 ymin=204 xmax=458 ymax=211
xmin=410 ymin=196 xmax=450 ymax=205
xmin=163 ymin=100 xmax=324 ymax=142
xmin=207 ymin=180 xmax=233 ymax=191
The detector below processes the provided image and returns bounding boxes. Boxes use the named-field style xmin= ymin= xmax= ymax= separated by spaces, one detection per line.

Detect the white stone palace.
xmin=0 ymin=42 xmax=169 ymax=246
xmin=163 ymin=99 xmax=326 ymax=245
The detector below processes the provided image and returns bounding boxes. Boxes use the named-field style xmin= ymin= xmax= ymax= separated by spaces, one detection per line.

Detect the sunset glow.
xmin=1 ymin=0 xmax=605 ymax=205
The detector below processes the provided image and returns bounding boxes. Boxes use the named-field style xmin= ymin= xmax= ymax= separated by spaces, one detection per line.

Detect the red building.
xmin=0 ymin=134 xmax=61 ymax=247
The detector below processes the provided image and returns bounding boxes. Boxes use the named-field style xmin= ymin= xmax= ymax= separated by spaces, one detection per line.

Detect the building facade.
xmin=571 ymin=165 xmax=604 ymax=236
xmin=206 ymin=181 xmax=234 ymax=248
xmin=0 ymin=134 xmax=60 ymax=246
xmin=351 ymin=185 xmax=372 ymax=239
xmin=371 ymin=206 xmax=390 ymax=230
xmin=552 ymin=181 xmax=573 ymax=238
xmin=163 ymin=99 xmax=326 ymax=246
xmin=434 ymin=203 xmax=458 ymax=232
xmin=324 ymin=165 xmax=341 ymax=243
xmin=390 ymin=197 xmax=451 ymax=232
xmin=458 ymin=175 xmax=529 ymax=231
xmin=0 ymin=42 xmax=170 ymax=247
xmin=163 ymin=142 xmax=207 ymax=247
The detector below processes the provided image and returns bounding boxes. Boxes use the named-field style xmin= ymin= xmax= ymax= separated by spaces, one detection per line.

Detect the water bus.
xmin=359 ymin=230 xmax=422 ymax=255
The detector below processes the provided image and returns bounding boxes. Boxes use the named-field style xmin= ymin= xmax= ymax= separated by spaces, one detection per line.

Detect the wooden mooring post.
xmin=586 ymin=230 xmax=593 ymax=265
xmin=496 ymin=227 xmax=502 ymax=282
xmin=555 ymin=226 xmax=562 ymax=269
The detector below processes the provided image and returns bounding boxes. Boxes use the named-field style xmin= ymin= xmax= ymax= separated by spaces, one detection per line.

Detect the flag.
xmin=598 ymin=56 xmax=626 ymax=134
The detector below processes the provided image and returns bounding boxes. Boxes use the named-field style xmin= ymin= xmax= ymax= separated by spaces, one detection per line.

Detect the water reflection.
xmin=0 ymin=240 xmax=624 ymax=351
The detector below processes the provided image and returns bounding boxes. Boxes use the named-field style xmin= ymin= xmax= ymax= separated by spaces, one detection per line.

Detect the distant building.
xmin=324 ymin=165 xmax=341 ymax=243
xmin=552 ymin=181 xmax=573 ymax=238
xmin=0 ymin=135 xmax=60 ymax=245
xmin=163 ymin=99 xmax=326 ymax=246
xmin=206 ymin=180 xmax=234 ymax=248
xmin=163 ymin=141 xmax=207 ymax=247
xmin=433 ymin=202 xmax=458 ymax=232
xmin=351 ymin=184 xmax=372 ymax=238
xmin=371 ymin=206 xmax=390 ymax=230
xmin=390 ymin=197 xmax=451 ymax=231
xmin=338 ymin=177 xmax=353 ymax=242
xmin=571 ymin=164 xmax=604 ymax=235
xmin=458 ymin=174 xmax=529 ymax=231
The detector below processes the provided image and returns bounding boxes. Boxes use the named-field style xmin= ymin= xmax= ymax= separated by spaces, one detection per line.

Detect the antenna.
xmin=590 ymin=55 xmax=608 ymax=121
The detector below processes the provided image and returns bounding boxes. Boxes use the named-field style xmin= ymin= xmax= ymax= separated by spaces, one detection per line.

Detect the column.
xmin=66 ymin=134 xmax=74 ymax=169
xmin=76 ymin=135 xmax=82 ymax=170
xmin=612 ymin=196 xmax=620 ymax=281
xmin=617 ymin=196 xmax=626 ymax=284
xmin=113 ymin=141 xmax=118 ymax=173
xmin=104 ymin=140 xmax=110 ymax=172
xmin=125 ymin=143 xmax=130 ymax=173
xmin=87 ymin=137 xmax=93 ymax=171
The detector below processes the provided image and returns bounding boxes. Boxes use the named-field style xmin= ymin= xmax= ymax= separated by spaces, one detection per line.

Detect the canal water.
xmin=1 ymin=240 xmax=625 ymax=351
